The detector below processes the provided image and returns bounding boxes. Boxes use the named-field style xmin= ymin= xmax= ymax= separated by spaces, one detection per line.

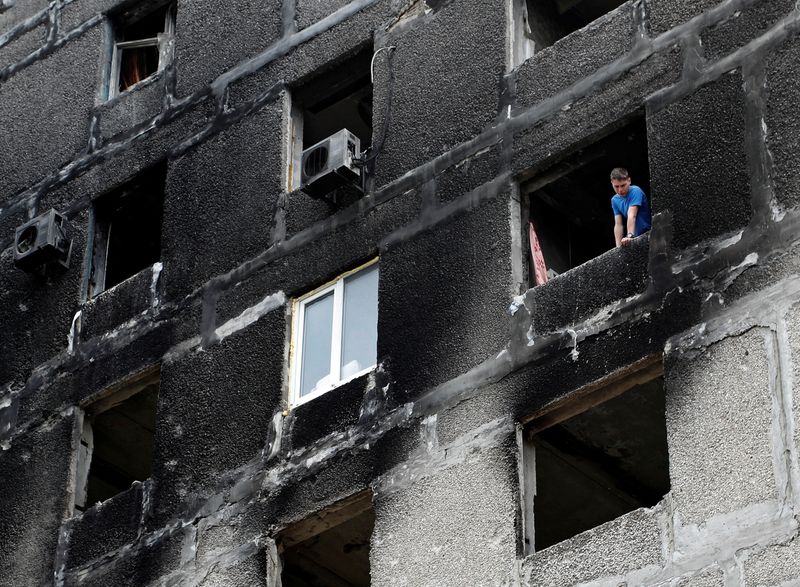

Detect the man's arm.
xmin=614 ymin=214 xmax=624 ymax=247
xmin=619 ymin=205 xmax=639 ymax=247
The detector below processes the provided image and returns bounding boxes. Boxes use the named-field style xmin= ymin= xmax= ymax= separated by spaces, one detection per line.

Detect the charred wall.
xmin=1 ymin=0 xmax=800 ymax=585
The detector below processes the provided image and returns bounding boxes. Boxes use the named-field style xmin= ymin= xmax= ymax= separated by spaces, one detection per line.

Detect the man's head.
xmin=610 ymin=167 xmax=631 ymax=196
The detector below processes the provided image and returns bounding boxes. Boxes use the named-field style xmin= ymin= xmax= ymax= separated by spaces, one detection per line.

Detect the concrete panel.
xmin=161 ymin=101 xmax=283 ymax=302
xmin=373 ymin=0 xmax=505 ymax=187
xmin=151 ymin=308 xmax=285 ymax=526
xmin=0 ymin=0 xmax=49 ymax=34
xmin=520 ymin=505 xmax=664 ymax=585
xmin=81 ymin=266 xmax=155 ymax=340
xmin=377 ymin=196 xmax=513 ymax=405
xmin=371 ymin=447 xmax=517 ymax=587
xmin=0 ymin=21 xmax=46 ymax=69
xmin=197 ymin=551 xmax=266 ymax=586
xmin=785 ymin=302 xmax=800 ymax=477
xmin=701 ymin=0 xmax=794 ymax=62
xmin=0 ymin=25 xmax=101 ymax=200
xmin=648 ymin=72 xmax=751 ymax=249
xmin=173 ymin=0 xmax=283 ymax=97
xmin=0 ymin=415 xmax=75 ymax=587
xmin=742 ymin=539 xmax=800 ymax=586
xmin=646 ymin=0 xmax=719 ymax=36
xmin=97 ymin=72 xmax=165 ymax=141
xmin=765 ymin=34 xmax=800 ymax=212
xmin=666 ymin=329 xmax=776 ymax=526
xmin=514 ymin=1 xmax=636 ymax=108
xmin=296 ymin=0 xmax=354 ymax=30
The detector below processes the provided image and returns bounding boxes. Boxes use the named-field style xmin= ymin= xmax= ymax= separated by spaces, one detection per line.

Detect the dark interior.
xmin=530 ymin=377 xmax=669 ymax=551
xmin=92 ymin=162 xmax=166 ymax=294
xmin=525 ymin=117 xmax=650 ymax=279
xmin=116 ymin=3 xmax=171 ymax=92
xmin=526 ymin=0 xmax=628 ymax=50
xmin=294 ymin=48 xmax=373 ymax=150
xmin=85 ymin=381 xmax=159 ymax=506
xmin=281 ymin=505 xmax=374 ymax=587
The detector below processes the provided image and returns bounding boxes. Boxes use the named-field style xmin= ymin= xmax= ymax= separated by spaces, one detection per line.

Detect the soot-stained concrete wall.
xmin=2 ymin=0 xmax=800 ymax=585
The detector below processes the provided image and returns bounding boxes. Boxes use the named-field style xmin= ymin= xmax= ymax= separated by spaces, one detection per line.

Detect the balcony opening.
xmin=288 ymin=47 xmax=373 ymax=201
xmin=525 ymin=0 xmax=628 ymax=51
xmin=74 ymin=367 xmax=160 ymax=512
xmin=278 ymin=491 xmax=374 ymax=587
xmin=519 ymin=357 xmax=669 ymax=554
xmin=523 ymin=116 xmax=649 ymax=285
xmin=90 ymin=162 xmax=166 ymax=296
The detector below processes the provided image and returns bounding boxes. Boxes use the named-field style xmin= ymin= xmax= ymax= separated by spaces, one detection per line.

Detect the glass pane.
xmin=119 ymin=44 xmax=160 ymax=93
xmin=299 ymin=292 xmax=334 ymax=397
xmin=341 ymin=265 xmax=379 ymax=379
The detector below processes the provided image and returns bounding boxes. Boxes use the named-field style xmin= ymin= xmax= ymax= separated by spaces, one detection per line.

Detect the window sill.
xmin=290 ymin=365 xmax=375 ymax=409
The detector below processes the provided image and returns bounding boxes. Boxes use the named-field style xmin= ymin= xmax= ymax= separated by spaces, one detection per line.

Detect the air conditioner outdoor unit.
xmin=13 ymin=209 xmax=73 ymax=272
xmin=300 ymin=129 xmax=361 ymax=199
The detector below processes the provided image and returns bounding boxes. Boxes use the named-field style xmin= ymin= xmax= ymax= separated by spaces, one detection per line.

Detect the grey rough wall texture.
xmin=1 ymin=0 xmax=800 ymax=585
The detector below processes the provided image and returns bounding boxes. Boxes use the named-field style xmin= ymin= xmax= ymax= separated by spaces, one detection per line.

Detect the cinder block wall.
xmin=1 ymin=0 xmax=799 ymax=585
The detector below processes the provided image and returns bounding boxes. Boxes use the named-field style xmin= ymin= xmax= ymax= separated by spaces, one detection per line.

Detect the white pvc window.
xmin=290 ymin=261 xmax=379 ymax=407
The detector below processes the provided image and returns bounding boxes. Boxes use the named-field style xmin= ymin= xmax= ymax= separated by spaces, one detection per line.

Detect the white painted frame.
xmin=108 ymin=4 xmax=175 ymax=100
xmin=289 ymin=259 xmax=379 ymax=408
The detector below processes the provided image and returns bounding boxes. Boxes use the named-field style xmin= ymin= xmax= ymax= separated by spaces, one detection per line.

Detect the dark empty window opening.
xmin=519 ymin=358 xmax=669 ymax=554
xmin=524 ymin=117 xmax=649 ymax=284
xmin=74 ymin=368 xmax=159 ymax=512
xmin=111 ymin=2 xmax=175 ymax=98
xmin=278 ymin=492 xmax=374 ymax=587
xmin=289 ymin=48 xmax=373 ymax=200
xmin=525 ymin=0 xmax=627 ymax=51
xmin=90 ymin=162 xmax=166 ymax=296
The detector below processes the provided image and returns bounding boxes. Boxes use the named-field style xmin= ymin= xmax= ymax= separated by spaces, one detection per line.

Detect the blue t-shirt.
xmin=611 ymin=185 xmax=651 ymax=236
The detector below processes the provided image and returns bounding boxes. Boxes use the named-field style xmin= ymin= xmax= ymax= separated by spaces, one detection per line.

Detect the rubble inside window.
xmin=278 ymin=492 xmax=374 ymax=587
xmin=90 ymin=162 xmax=166 ymax=296
xmin=110 ymin=2 xmax=175 ymax=97
xmin=73 ymin=368 xmax=160 ymax=512
xmin=519 ymin=359 xmax=669 ymax=553
xmin=523 ymin=117 xmax=649 ymax=285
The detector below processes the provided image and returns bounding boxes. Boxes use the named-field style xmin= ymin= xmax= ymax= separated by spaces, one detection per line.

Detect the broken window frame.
xmin=108 ymin=2 xmax=176 ymax=99
xmin=72 ymin=366 xmax=160 ymax=514
xmin=517 ymin=355 xmax=665 ymax=555
xmin=289 ymin=259 xmax=379 ymax=408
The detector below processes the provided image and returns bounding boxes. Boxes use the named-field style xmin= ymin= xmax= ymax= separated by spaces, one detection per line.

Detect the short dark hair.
xmin=610 ymin=167 xmax=630 ymax=180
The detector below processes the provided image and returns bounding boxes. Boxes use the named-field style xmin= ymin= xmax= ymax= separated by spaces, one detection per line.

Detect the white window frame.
xmin=108 ymin=3 xmax=175 ymax=100
xmin=289 ymin=259 xmax=379 ymax=408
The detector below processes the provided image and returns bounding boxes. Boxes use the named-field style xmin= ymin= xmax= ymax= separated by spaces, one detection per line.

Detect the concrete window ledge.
xmin=95 ymin=72 xmax=166 ymax=143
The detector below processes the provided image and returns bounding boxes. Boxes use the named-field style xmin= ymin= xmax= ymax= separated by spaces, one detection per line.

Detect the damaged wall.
xmin=1 ymin=0 xmax=800 ymax=585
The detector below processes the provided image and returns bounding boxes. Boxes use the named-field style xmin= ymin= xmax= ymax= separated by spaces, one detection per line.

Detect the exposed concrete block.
xmin=666 ymin=328 xmax=776 ymax=526
xmin=65 ymin=482 xmax=144 ymax=570
xmin=373 ymin=0 xmax=505 ymax=187
xmin=673 ymin=566 xmax=726 ymax=586
xmin=701 ymin=0 xmax=794 ymax=62
xmin=514 ymin=1 xmax=636 ymax=108
xmin=196 ymin=550 xmax=266 ymax=586
xmin=81 ymin=266 xmax=155 ymax=340
xmin=97 ymin=73 xmax=165 ymax=141
xmin=512 ymin=46 xmax=682 ymax=179
xmin=173 ymin=0 xmax=283 ymax=97
xmin=648 ymin=72 xmax=751 ymax=249
xmin=765 ymin=34 xmax=800 ymax=212
xmin=296 ymin=0 xmax=354 ymax=30
xmin=371 ymin=446 xmax=518 ymax=587
xmin=742 ymin=537 xmax=800 ymax=586
xmin=377 ymin=196 xmax=513 ymax=405
xmin=646 ymin=0 xmax=719 ymax=36
xmin=0 ymin=21 xmax=46 ymax=69
xmin=0 ymin=25 xmax=101 ymax=201
xmin=0 ymin=415 xmax=75 ymax=586
xmin=520 ymin=505 xmax=665 ymax=586
xmin=161 ymin=102 xmax=283 ymax=301
xmin=0 ymin=0 xmax=48 ymax=34
xmin=436 ymin=144 xmax=502 ymax=205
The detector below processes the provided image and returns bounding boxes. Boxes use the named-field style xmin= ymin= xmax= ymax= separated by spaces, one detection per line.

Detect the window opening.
xmin=290 ymin=260 xmax=379 ymax=407
xmin=523 ymin=116 xmax=649 ymax=284
xmin=90 ymin=162 xmax=166 ymax=297
xmin=74 ymin=367 xmax=160 ymax=512
xmin=110 ymin=2 xmax=175 ymax=98
xmin=525 ymin=0 xmax=627 ymax=51
xmin=289 ymin=47 xmax=373 ymax=201
xmin=519 ymin=358 xmax=669 ymax=554
xmin=278 ymin=492 xmax=374 ymax=587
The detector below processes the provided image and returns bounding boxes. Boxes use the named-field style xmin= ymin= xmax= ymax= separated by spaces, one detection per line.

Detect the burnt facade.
xmin=1 ymin=0 xmax=800 ymax=585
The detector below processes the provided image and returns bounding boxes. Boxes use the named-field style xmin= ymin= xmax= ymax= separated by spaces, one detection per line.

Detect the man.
xmin=610 ymin=167 xmax=651 ymax=247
